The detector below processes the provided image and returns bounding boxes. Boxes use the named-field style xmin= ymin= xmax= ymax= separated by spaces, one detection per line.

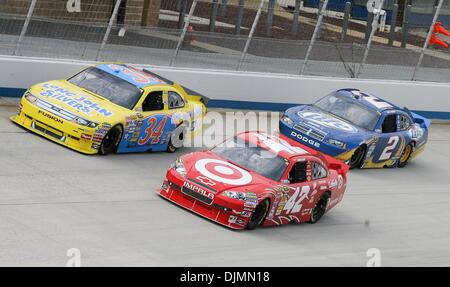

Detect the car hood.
xmin=285 ymin=105 xmax=371 ymax=144
xmin=29 ymin=80 xmax=127 ymax=123
xmin=181 ymin=151 xmax=275 ymax=195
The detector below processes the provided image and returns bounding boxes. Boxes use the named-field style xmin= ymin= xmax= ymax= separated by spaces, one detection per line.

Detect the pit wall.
xmin=1 ymin=55 xmax=450 ymax=119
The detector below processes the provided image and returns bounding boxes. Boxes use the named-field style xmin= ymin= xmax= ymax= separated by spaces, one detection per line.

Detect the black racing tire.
xmin=167 ymin=125 xmax=186 ymax=153
xmin=309 ymin=192 xmax=330 ymax=224
xmin=98 ymin=125 xmax=123 ymax=155
xmin=349 ymin=145 xmax=366 ymax=169
xmin=398 ymin=142 xmax=414 ymax=168
xmin=246 ymin=199 xmax=270 ymax=230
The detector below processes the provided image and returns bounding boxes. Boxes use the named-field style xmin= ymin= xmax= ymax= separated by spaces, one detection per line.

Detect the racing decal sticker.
xmin=228 ymin=215 xmax=246 ymax=226
xmin=183 ymin=181 xmax=214 ymax=201
xmin=282 ymin=185 xmax=311 ymax=215
xmin=105 ymin=64 xmax=166 ymax=86
xmin=244 ymin=192 xmax=258 ymax=208
xmin=194 ymin=159 xmax=253 ymax=185
xmin=39 ymin=83 xmax=113 ymax=117
xmin=297 ymin=111 xmax=358 ymax=133
xmin=91 ymin=123 xmax=111 ymax=149
xmin=195 ymin=176 xmax=216 ymax=186
xmin=138 ymin=116 xmax=168 ymax=145
xmin=253 ymin=132 xmax=308 ymax=155
xmin=372 ymin=135 xmax=404 ymax=163
xmin=408 ymin=124 xmax=425 ymax=140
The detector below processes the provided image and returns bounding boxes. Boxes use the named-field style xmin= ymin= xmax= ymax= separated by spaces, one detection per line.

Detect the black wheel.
xmin=309 ymin=192 xmax=330 ymax=224
xmin=349 ymin=145 xmax=366 ymax=169
xmin=398 ymin=142 xmax=414 ymax=168
xmin=246 ymin=199 xmax=270 ymax=230
xmin=98 ymin=125 xmax=122 ymax=155
xmin=167 ymin=125 xmax=186 ymax=153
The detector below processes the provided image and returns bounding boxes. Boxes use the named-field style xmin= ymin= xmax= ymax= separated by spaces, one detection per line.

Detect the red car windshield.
xmin=211 ymin=136 xmax=289 ymax=182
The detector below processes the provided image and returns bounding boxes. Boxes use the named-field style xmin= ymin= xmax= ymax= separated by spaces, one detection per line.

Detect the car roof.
xmin=95 ymin=63 xmax=169 ymax=89
xmin=236 ymin=131 xmax=310 ymax=160
xmin=335 ymin=88 xmax=401 ymax=113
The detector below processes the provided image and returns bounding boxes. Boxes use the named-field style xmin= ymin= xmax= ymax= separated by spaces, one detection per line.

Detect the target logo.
xmin=194 ymin=159 xmax=253 ymax=185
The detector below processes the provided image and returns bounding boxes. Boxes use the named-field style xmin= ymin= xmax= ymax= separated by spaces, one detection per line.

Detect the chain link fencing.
xmin=1 ymin=0 xmax=450 ymax=83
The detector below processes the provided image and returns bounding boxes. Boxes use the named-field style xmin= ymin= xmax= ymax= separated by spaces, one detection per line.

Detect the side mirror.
xmin=280 ymin=179 xmax=290 ymax=185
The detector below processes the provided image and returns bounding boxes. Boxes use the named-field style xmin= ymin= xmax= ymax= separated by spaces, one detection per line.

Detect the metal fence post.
xmin=401 ymin=4 xmax=411 ymax=48
xmin=235 ymin=0 xmax=245 ymax=35
xmin=341 ymin=1 xmax=351 ymax=41
xmin=316 ymin=0 xmax=325 ymax=38
xmin=178 ymin=0 xmax=188 ymax=29
xmin=291 ymin=0 xmax=302 ymax=35
xmin=13 ymin=0 xmax=37 ymax=56
xmin=365 ymin=12 xmax=374 ymax=42
xmin=266 ymin=0 xmax=276 ymax=37
xmin=388 ymin=2 xmax=398 ymax=46
xmin=96 ymin=0 xmax=122 ymax=61
xmin=236 ymin=0 xmax=264 ymax=71
xmin=356 ymin=0 xmax=385 ymax=78
xmin=210 ymin=0 xmax=219 ymax=32
xmin=412 ymin=0 xmax=444 ymax=80
xmin=300 ymin=0 xmax=329 ymax=75
xmin=220 ymin=0 xmax=228 ymax=16
xmin=170 ymin=0 xmax=198 ymax=67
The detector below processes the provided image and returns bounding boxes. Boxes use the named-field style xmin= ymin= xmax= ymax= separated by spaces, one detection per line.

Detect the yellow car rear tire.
xmin=398 ymin=142 xmax=414 ymax=168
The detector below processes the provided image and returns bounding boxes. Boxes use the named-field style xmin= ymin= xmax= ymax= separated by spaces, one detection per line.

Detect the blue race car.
xmin=279 ymin=89 xmax=430 ymax=169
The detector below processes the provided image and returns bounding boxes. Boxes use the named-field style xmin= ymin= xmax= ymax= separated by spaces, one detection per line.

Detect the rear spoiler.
xmin=410 ymin=112 xmax=431 ymax=129
xmin=142 ymin=68 xmax=209 ymax=106
xmin=279 ymin=133 xmax=349 ymax=174
xmin=179 ymin=84 xmax=210 ymax=106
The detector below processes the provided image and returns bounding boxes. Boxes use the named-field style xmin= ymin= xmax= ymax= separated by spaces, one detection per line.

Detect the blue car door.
xmin=117 ymin=89 xmax=175 ymax=153
xmin=371 ymin=111 xmax=408 ymax=166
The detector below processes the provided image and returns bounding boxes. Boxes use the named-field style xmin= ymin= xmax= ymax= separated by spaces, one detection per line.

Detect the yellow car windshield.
xmin=68 ymin=67 xmax=142 ymax=110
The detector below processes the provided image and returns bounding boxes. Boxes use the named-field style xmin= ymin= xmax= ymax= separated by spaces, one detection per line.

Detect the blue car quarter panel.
xmin=117 ymin=114 xmax=176 ymax=153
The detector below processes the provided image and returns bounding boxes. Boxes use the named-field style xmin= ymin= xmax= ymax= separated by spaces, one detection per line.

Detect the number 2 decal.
xmin=138 ymin=116 xmax=167 ymax=145
xmin=379 ymin=136 xmax=399 ymax=161
xmin=283 ymin=185 xmax=310 ymax=214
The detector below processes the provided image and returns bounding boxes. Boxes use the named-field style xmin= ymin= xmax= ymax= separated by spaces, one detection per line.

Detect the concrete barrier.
xmin=1 ymin=55 xmax=450 ymax=119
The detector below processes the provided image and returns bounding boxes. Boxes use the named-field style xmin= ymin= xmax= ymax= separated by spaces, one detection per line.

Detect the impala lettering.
xmin=183 ymin=181 xmax=214 ymax=200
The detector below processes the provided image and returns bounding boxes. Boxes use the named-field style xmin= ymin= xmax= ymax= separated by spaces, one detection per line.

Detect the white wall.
xmin=1 ymin=55 xmax=450 ymax=116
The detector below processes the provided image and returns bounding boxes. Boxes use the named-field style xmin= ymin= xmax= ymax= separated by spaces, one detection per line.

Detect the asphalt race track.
xmin=1 ymin=104 xmax=450 ymax=266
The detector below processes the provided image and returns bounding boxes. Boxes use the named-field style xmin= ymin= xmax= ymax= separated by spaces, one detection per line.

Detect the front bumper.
xmin=159 ymin=168 xmax=251 ymax=230
xmin=10 ymin=97 xmax=98 ymax=154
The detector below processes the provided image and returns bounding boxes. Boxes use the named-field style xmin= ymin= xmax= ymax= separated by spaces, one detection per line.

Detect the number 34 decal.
xmin=379 ymin=136 xmax=399 ymax=161
xmin=138 ymin=116 xmax=168 ymax=146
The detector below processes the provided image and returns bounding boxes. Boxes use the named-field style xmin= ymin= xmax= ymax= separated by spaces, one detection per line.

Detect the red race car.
xmin=159 ymin=131 xmax=349 ymax=230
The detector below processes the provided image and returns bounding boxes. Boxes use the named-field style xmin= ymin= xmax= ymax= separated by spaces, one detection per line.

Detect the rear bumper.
xmin=10 ymin=98 xmax=98 ymax=154
xmin=159 ymin=169 xmax=250 ymax=230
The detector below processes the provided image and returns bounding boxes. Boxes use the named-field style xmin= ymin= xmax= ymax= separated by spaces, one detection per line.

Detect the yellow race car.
xmin=11 ymin=63 xmax=208 ymax=154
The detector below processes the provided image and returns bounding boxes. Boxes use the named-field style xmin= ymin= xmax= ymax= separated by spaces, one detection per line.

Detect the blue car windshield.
xmin=314 ymin=93 xmax=380 ymax=131
xmin=68 ymin=67 xmax=143 ymax=110
xmin=211 ymin=136 xmax=288 ymax=182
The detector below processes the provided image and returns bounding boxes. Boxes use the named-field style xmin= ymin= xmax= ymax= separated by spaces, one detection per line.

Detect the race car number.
xmin=283 ymin=185 xmax=310 ymax=214
xmin=138 ymin=116 xmax=168 ymax=145
xmin=379 ymin=136 xmax=399 ymax=161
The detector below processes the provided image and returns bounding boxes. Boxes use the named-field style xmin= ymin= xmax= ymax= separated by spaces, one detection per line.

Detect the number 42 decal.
xmin=283 ymin=186 xmax=311 ymax=214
